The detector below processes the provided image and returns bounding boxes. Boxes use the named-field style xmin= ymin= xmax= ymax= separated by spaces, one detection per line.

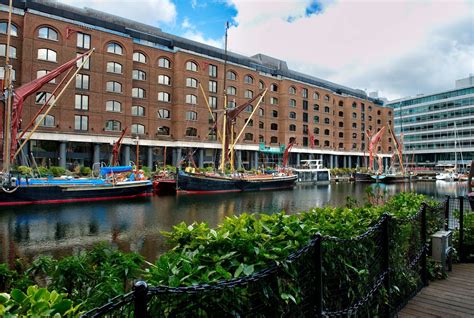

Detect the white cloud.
xmin=59 ymin=0 xmax=177 ymax=26
xmin=227 ymin=0 xmax=474 ymax=100
xmin=183 ymin=30 xmax=224 ymax=49
xmin=182 ymin=17 xmax=192 ymax=29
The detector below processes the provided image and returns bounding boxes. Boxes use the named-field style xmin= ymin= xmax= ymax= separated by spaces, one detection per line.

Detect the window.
xmin=352 ymin=102 xmax=357 ymax=108
xmin=368 ymin=115 xmax=372 ymax=121
xmin=158 ymin=75 xmax=171 ymax=85
xmin=37 ymin=48 xmax=56 ymax=62
xmin=36 ymin=70 xmax=55 ymax=84
xmin=352 ymin=112 xmax=357 ymax=119
xmin=186 ymin=61 xmax=198 ymax=72
xmin=289 ymin=112 xmax=296 ymax=119
xmin=131 ymin=106 xmax=145 ymax=116
xmin=244 ymin=133 xmax=253 ymax=141
xmin=158 ymin=57 xmax=171 ymax=68
xmin=289 ymin=86 xmax=296 ymax=95
xmin=157 ymin=126 xmax=170 ymax=136
xmin=377 ymin=110 xmax=381 ymax=115
xmin=186 ymin=94 xmax=197 ymax=104
xmin=272 ymin=110 xmax=278 ymax=118
xmin=339 ymin=101 xmax=344 ymax=107
xmin=0 ymin=67 xmax=15 ymax=81
xmin=76 ymin=74 xmax=89 ymax=90
xmin=339 ymin=122 xmax=344 ymax=128
xmin=324 ymin=95 xmax=330 ymax=102
xmin=289 ymin=99 xmax=296 ymax=108
xmin=106 ymin=81 xmax=122 ymax=93
xmin=227 ymin=71 xmax=237 ymax=80
xmin=35 ymin=92 xmax=54 ymax=104
xmin=228 ymin=100 xmax=236 ymax=108
xmin=76 ymin=53 xmax=90 ymax=70
xmin=158 ymin=109 xmax=170 ymax=119
xmin=271 ymin=123 xmax=278 ymax=130
xmin=209 ymin=112 xmax=217 ymax=124
xmin=314 ymin=139 xmax=320 ymax=146
xmin=158 ymin=92 xmax=171 ymax=102
xmin=132 ymin=70 xmax=146 ymax=81
xmin=185 ymin=127 xmax=197 ymax=137
xmin=209 ymin=96 xmax=217 ymax=109
xmin=313 ymin=116 xmax=319 ymax=123
xmin=245 ymin=105 xmax=253 ymax=113
xmin=324 ymin=129 xmax=330 ymax=136
xmin=105 ymin=120 xmax=121 ymax=132
xmin=352 ymin=123 xmax=357 ymax=128
xmin=106 ymin=42 xmax=123 ymax=55
xmin=303 ymin=125 xmax=309 ymax=135
xmin=270 ymin=83 xmax=278 ymax=92
xmin=77 ymin=33 xmax=91 ymax=49
xmin=259 ymin=108 xmax=264 ymax=116
xmin=368 ymin=106 xmax=373 ymax=111
xmin=303 ymin=100 xmax=308 ymax=110
xmin=313 ymin=92 xmax=320 ymax=100
xmin=324 ymin=106 xmax=330 ymax=113
xmin=38 ymin=27 xmax=58 ymax=41
xmin=106 ymin=62 xmax=122 ymax=74
xmin=245 ymin=119 xmax=253 ymax=127
xmin=226 ymin=86 xmax=236 ymax=95
xmin=106 ymin=100 xmax=121 ymax=112
xmin=133 ymin=52 xmax=147 ymax=63
xmin=0 ymin=22 xmax=17 ymax=36
xmin=208 ymin=80 xmax=217 ymax=93
xmin=131 ymin=124 xmax=145 ymax=135
xmin=209 ymin=64 xmax=217 ymax=77
xmin=75 ymin=94 xmax=89 ymax=110
xmin=244 ymin=75 xmax=254 ymax=84
xmin=314 ymin=104 xmax=319 ymax=111
xmin=186 ymin=111 xmax=197 ymax=121
xmin=377 ymin=119 xmax=381 ymax=124
xmin=289 ymin=124 xmax=296 ymax=131
xmin=75 ymin=115 xmax=88 ymax=131
xmin=338 ymin=111 xmax=344 ymax=117
xmin=302 ymin=88 xmax=308 ymax=98
xmin=339 ymin=132 xmax=344 ymax=138
xmin=303 ymin=112 xmax=308 ymax=123
xmin=259 ymin=121 xmax=264 ymax=129
xmin=352 ymin=133 xmax=357 ymax=139
xmin=259 ymin=80 xmax=265 ymax=89
xmin=324 ymin=118 xmax=330 ymax=124
xmin=270 ymin=136 xmax=278 ymax=144
xmin=132 ymin=87 xmax=145 ymax=99
xmin=314 ymin=127 xmax=320 ymax=135
xmin=36 ymin=114 xmax=55 ymax=127
xmin=245 ymin=90 xmax=253 ymax=99
xmin=270 ymin=97 xmax=278 ymax=105
xmin=339 ymin=143 xmax=344 ymax=149
xmin=324 ymin=140 xmax=330 ymax=147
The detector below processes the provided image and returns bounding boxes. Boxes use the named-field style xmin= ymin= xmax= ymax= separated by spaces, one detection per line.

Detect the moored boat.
xmin=291 ymin=160 xmax=330 ymax=184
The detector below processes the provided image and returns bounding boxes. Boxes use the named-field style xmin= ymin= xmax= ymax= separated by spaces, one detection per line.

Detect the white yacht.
xmin=291 ymin=159 xmax=331 ymax=183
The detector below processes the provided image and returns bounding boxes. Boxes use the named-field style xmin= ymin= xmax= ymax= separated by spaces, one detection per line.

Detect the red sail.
xmin=367 ymin=127 xmax=386 ymax=171
xmin=9 ymin=50 xmax=92 ymax=161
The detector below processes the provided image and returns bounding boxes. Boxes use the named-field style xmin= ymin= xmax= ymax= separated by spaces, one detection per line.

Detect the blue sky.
xmin=59 ymin=0 xmax=473 ymax=100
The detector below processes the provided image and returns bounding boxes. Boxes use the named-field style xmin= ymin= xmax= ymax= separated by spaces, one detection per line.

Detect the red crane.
xmin=282 ymin=139 xmax=296 ymax=168
xmin=112 ymin=127 xmax=128 ymax=166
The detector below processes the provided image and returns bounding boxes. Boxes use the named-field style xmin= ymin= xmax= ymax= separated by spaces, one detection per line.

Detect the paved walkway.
xmin=399 ymin=263 xmax=474 ymax=317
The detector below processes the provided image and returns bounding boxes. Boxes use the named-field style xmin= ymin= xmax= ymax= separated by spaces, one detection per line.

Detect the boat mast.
xmin=2 ymin=0 xmax=13 ymax=173
xmin=220 ymin=21 xmax=230 ymax=173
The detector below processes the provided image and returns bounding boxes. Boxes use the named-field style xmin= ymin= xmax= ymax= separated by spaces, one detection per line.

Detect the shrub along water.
xmin=0 ymin=192 xmax=443 ymax=317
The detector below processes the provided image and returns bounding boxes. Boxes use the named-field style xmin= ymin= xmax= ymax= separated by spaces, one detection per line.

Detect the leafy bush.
xmin=16 ymin=166 xmax=33 ymax=176
xmin=50 ymin=166 xmax=66 ymax=177
xmin=79 ymin=166 xmax=92 ymax=176
xmin=36 ymin=166 xmax=51 ymax=176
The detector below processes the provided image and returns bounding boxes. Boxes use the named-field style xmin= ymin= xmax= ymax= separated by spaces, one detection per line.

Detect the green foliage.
xmin=36 ymin=166 xmax=51 ymax=176
xmin=16 ymin=166 xmax=33 ymax=176
xmin=49 ymin=166 xmax=66 ymax=177
xmin=79 ymin=166 xmax=92 ymax=176
xmin=330 ymin=168 xmax=356 ymax=177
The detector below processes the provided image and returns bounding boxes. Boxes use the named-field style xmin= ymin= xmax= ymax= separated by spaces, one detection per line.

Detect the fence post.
xmin=382 ymin=213 xmax=391 ymax=317
xmin=315 ymin=234 xmax=323 ymax=317
xmin=444 ymin=195 xmax=450 ymax=230
xmin=134 ymin=281 xmax=148 ymax=318
xmin=421 ymin=203 xmax=428 ymax=287
xmin=459 ymin=196 xmax=465 ymax=262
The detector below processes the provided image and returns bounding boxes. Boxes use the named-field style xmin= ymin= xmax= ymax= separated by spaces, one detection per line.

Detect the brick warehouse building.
xmin=0 ymin=0 xmax=393 ymax=171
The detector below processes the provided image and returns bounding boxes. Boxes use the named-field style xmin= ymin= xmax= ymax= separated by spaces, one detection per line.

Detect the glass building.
xmin=388 ymin=76 xmax=474 ymax=168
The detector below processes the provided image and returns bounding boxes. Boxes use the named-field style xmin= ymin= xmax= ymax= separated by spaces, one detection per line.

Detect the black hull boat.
xmin=176 ymin=170 xmax=297 ymax=194
xmin=0 ymin=180 xmax=152 ymax=206
xmin=353 ymin=172 xmax=374 ymax=182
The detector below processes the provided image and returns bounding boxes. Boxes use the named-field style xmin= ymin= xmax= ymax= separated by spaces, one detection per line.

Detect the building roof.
xmin=4 ymin=0 xmax=384 ymax=105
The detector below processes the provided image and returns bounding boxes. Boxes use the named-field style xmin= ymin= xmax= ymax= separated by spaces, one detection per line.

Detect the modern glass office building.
xmin=389 ymin=76 xmax=474 ymax=168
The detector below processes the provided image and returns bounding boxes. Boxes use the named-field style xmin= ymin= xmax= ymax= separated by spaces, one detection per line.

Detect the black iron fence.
xmin=82 ymin=202 xmax=444 ymax=318
xmin=445 ymin=196 xmax=474 ymax=262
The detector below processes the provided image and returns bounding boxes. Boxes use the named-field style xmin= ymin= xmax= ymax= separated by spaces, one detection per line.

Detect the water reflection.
xmin=0 ymin=181 xmax=467 ymax=265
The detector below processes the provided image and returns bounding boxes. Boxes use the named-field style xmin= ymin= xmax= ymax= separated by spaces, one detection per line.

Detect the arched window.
xmin=259 ymin=108 xmax=264 ymax=116
xmin=244 ymin=133 xmax=253 ymax=141
xmin=377 ymin=119 xmax=381 ymax=124
xmin=157 ymin=126 xmax=170 ymax=136
xmin=35 ymin=92 xmax=55 ymax=104
xmin=313 ymin=115 xmax=319 ymax=123
xmin=368 ymin=106 xmax=373 ymax=111
xmin=133 ymin=52 xmax=147 ymax=63
xmin=106 ymin=100 xmax=121 ymax=112
xmin=186 ymin=111 xmax=197 ymax=121
xmin=289 ymin=99 xmax=296 ymax=107
xmin=324 ymin=95 xmax=330 ymax=102
xmin=272 ymin=110 xmax=278 ymax=118
xmin=158 ymin=92 xmax=171 ymax=102
xmin=0 ymin=22 xmax=18 ymax=36
xmin=35 ymin=114 xmax=55 ymax=127
xmin=37 ymin=48 xmax=56 ymax=62
xmin=377 ymin=110 xmax=381 ymax=115
xmin=314 ymin=139 xmax=320 ymax=146
xmin=352 ymin=112 xmax=357 ymax=119
xmin=131 ymin=124 xmax=145 ymax=135
xmin=259 ymin=135 xmax=264 ymax=142
xmin=339 ymin=132 xmax=344 ymax=138
xmin=186 ymin=127 xmax=197 ymax=137
xmin=227 ymin=86 xmax=236 ymax=95
xmin=339 ymin=101 xmax=344 ymax=107
xmin=186 ymin=61 xmax=198 ymax=72
xmin=368 ymin=115 xmax=372 ymax=121
xmin=105 ymin=120 xmax=121 ymax=131
xmin=245 ymin=90 xmax=253 ymax=99
xmin=352 ymin=102 xmax=357 ymax=108
xmin=324 ymin=129 xmax=330 ymax=136
xmin=314 ymin=104 xmax=319 ymax=111
xmin=186 ymin=94 xmax=197 ymax=104
xmin=132 ymin=70 xmax=146 ymax=81
xmin=270 ymin=83 xmax=278 ymax=92
xmin=289 ymin=124 xmax=296 ymax=131
xmin=106 ymin=81 xmax=122 ymax=93
xmin=38 ymin=26 xmax=58 ymax=41
xmin=352 ymin=123 xmax=357 ymax=128
xmin=314 ymin=127 xmax=320 ymax=135
xmin=245 ymin=105 xmax=253 ymax=113
xmin=388 ymin=111 xmax=392 ymax=116
xmin=106 ymin=42 xmax=123 ymax=55
xmin=270 ymin=97 xmax=278 ymax=105
xmin=245 ymin=118 xmax=253 ymax=126
xmin=132 ymin=87 xmax=146 ymax=99
xmin=158 ymin=75 xmax=171 ymax=85
xmin=270 ymin=123 xmax=278 ymax=130
xmin=324 ymin=140 xmax=330 ymax=147
xmin=158 ymin=57 xmax=171 ymax=68
xmin=313 ymin=92 xmax=320 ymax=100
xmin=352 ymin=133 xmax=357 ymax=139
xmin=208 ymin=128 xmax=217 ymax=140
xmin=107 ymin=62 xmax=123 ymax=74
xmin=259 ymin=121 xmax=264 ymax=129
xmin=227 ymin=70 xmax=237 ymax=80
xmin=339 ymin=121 xmax=344 ymax=128
xmin=289 ymin=86 xmax=296 ymax=95
xmin=158 ymin=109 xmax=170 ymax=119
xmin=339 ymin=143 xmax=344 ymax=149
xmin=270 ymin=136 xmax=278 ymax=144
xmin=36 ymin=70 xmax=55 ymax=84
xmin=244 ymin=75 xmax=254 ymax=84
xmin=259 ymin=80 xmax=265 ymax=89
xmin=186 ymin=77 xmax=198 ymax=88
xmin=324 ymin=118 xmax=330 ymax=124
xmin=289 ymin=112 xmax=296 ymax=119
xmin=338 ymin=111 xmax=344 ymax=117
xmin=302 ymin=88 xmax=308 ymax=98
xmin=324 ymin=106 xmax=330 ymax=113
xmin=131 ymin=106 xmax=145 ymax=116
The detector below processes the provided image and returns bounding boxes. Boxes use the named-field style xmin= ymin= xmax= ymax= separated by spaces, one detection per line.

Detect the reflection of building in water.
xmin=434 ymin=181 xmax=468 ymax=197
